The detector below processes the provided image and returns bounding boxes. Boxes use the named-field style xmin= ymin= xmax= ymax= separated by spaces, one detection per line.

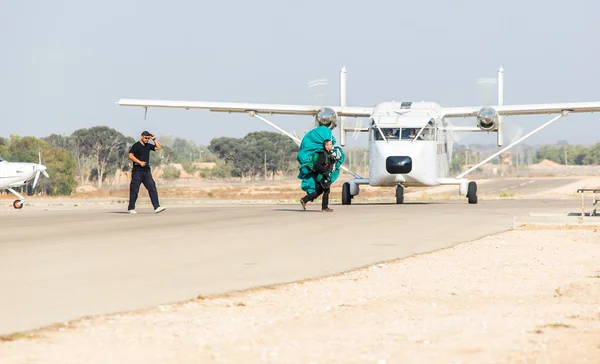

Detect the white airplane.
xmin=118 ymin=66 xmax=600 ymax=205
xmin=0 ymin=152 xmax=49 ymax=209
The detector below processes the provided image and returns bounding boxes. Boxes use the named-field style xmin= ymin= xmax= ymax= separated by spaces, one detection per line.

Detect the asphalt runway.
xmin=0 ymin=194 xmax=582 ymax=336
xmin=475 ymin=177 xmax=580 ymax=196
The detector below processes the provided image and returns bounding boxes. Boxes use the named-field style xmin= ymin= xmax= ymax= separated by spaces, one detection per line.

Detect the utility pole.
xmin=564 ymin=148 xmax=568 ymax=166
xmin=264 ymin=153 xmax=267 ymax=180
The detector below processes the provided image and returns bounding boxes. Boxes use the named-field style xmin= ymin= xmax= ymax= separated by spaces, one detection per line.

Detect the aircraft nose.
xmin=36 ymin=164 xmax=49 ymax=178
xmin=386 ymin=156 xmax=412 ymax=174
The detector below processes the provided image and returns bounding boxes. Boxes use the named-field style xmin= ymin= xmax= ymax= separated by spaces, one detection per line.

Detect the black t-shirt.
xmin=129 ymin=141 xmax=156 ymax=169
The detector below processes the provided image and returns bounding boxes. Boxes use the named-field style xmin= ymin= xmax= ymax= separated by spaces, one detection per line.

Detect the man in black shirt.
xmin=127 ymin=131 xmax=166 ymax=214
xmin=300 ymin=139 xmax=334 ymax=212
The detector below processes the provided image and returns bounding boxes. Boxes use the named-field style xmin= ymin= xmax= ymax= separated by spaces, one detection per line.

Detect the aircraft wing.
xmin=441 ymin=102 xmax=600 ymax=118
xmin=118 ymin=99 xmax=373 ymax=117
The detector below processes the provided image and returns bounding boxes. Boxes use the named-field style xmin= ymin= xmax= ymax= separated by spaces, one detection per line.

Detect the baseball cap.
xmin=141 ymin=131 xmax=152 ymax=136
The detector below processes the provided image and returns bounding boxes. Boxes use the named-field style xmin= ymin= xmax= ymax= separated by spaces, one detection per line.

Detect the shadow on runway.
xmin=273 ymin=208 xmax=323 ymax=213
xmin=568 ymin=212 xmax=599 ymax=217
xmin=343 ymin=201 xmax=443 ymax=206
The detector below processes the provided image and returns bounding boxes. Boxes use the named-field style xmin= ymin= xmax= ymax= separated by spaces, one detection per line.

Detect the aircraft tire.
xmin=396 ymin=185 xmax=404 ymax=204
xmin=342 ymin=182 xmax=352 ymax=205
xmin=467 ymin=181 xmax=478 ymax=204
xmin=13 ymin=200 xmax=23 ymax=209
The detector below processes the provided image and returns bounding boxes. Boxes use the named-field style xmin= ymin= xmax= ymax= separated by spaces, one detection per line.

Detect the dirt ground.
xmin=1 ymin=226 xmax=599 ymax=363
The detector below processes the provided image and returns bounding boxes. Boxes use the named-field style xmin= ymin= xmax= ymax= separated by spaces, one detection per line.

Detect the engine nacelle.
xmin=315 ymin=107 xmax=337 ymax=129
xmin=476 ymin=107 xmax=499 ymax=131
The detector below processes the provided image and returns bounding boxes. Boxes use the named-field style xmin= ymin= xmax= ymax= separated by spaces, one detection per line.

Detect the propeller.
xmin=476 ymin=76 xmax=522 ymax=146
xmin=307 ymin=75 xmax=367 ymax=143
xmin=31 ymin=147 xmax=49 ymax=190
xmin=445 ymin=118 xmax=460 ymax=158
xmin=308 ymin=78 xmax=329 ymax=106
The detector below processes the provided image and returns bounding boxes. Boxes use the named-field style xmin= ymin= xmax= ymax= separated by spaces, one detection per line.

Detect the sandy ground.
xmin=1 ymin=226 xmax=599 ymax=364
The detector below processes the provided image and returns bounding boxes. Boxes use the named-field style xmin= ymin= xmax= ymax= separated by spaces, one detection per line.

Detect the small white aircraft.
xmin=118 ymin=66 xmax=600 ymax=205
xmin=0 ymin=152 xmax=49 ymax=209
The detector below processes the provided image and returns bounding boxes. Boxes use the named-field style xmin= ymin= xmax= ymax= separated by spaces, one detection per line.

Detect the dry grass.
xmin=64 ymin=182 xmax=445 ymax=201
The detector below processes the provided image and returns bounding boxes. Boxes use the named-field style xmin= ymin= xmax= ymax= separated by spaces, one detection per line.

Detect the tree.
xmin=208 ymin=137 xmax=242 ymax=164
xmin=172 ymin=137 xmax=198 ymax=162
xmin=0 ymin=135 xmax=77 ymax=196
xmin=208 ymin=132 xmax=299 ymax=180
xmin=154 ymin=145 xmax=179 ymax=166
xmin=71 ymin=126 xmax=131 ymax=188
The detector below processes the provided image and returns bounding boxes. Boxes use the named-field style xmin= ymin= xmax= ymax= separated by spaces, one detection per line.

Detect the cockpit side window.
xmin=373 ymin=128 xmax=400 ymax=140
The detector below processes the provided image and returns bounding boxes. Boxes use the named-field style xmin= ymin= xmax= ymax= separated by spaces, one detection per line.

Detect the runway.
xmin=0 ymin=195 xmax=581 ymax=336
xmin=476 ymin=177 xmax=580 ymax=196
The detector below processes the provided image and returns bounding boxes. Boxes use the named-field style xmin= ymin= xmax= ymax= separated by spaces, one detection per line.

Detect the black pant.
xmin=128 ymin=167 xmax=160 ymax=210
xmin=302 ymin=183 xmax=330 ymax=209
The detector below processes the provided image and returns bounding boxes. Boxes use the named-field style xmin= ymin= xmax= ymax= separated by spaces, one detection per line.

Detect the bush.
xmin=162 ymin=165 xmax=181 ymax=179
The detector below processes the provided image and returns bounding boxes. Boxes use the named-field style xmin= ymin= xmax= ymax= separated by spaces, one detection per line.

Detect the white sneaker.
xmin=128 ymin=210 xmax=137 ymax=214
xmin=154 ymin=206 xmax=166 ymax=214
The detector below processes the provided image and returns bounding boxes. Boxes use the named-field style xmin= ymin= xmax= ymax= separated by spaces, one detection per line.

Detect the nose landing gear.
xmin=7 ymin=188 xmax=26 ymax=209
xmin=395 ymin=185 xmax=404 ymax=204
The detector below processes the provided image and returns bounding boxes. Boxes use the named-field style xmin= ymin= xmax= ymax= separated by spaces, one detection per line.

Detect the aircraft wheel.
xmin=342 ymin=182 xmax=352 ymax=205
xmin=13 ymin=200 xmax=23 ymax=209
xmin=396 ymin=185 xmax=404 ymax=204
xmin=467 ymin=181 xmax=478 ymax=204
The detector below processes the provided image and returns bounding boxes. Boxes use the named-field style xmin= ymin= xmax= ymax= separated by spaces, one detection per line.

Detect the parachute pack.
xmin=297 ymin=126 xmax=345 ymax=194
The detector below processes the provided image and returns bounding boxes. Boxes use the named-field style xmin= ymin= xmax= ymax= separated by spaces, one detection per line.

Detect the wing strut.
xmin=249 ymin=112 xmax=363 ymax=179
xmin=456 ymin=111 xmax=568 ymax=179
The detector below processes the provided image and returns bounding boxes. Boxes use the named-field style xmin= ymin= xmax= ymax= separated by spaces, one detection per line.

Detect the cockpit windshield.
xmin=373 ymin=126 xmax=434 ymax=141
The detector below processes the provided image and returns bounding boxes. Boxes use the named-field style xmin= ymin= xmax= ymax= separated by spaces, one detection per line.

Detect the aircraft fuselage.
xmin=0 ymin=161 xmax=43 ymax=189
xmin=366 ymin=101 xmax=451 ymax=187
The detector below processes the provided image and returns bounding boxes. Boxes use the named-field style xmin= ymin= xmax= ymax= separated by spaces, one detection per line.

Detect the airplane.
xmin=117 ymin=66 xmax=600 ymax=205
xmin=0 ymin=151 xmax=49 ymax=209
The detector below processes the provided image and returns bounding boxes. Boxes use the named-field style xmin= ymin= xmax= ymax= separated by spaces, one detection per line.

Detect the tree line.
xmin=449 ymin=143 xmax=600 ymax=173
xmin=2 ymin=126 xmax=599 ymax=196
xmin=0 ymin=126 xmax=300 ymax=196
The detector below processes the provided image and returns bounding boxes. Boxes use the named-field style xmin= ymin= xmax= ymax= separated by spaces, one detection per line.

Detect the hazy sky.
xmin=2 ymin=0 xmax=599 ymax=148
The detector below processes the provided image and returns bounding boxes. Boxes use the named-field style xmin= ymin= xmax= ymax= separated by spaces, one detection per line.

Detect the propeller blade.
xmin=351 ymin=118 xmax=365 ymax=141
xmin=32 ymin=170 xmax=40 ymax=190
xmin=308 ymin=78 xmax=329 ymax=106
xmin=503 ymin=121 xmax=523 ymax=145
xmin=42 ymin=170 xmax=49 ymax=178
xmin=476 ymin=78 xmax=496 ymax=107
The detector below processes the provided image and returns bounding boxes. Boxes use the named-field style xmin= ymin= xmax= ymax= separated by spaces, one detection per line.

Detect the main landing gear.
xmin=342 ymin=182 xmax=352 ymax=205
xmin=467 ymin=181 xmax=478 ymax=204
xmin=341 ymin=182 xmax=405 ymax=205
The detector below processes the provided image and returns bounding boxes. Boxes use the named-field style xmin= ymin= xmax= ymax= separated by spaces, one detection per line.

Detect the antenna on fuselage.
xmin=339 ymin=66 xmax=347 ymax=146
